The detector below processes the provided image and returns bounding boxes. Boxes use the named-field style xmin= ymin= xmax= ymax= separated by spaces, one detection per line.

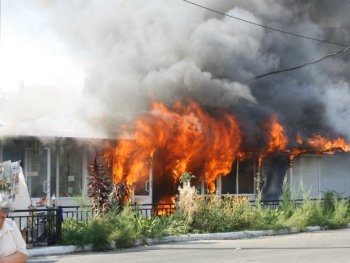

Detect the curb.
xmin=147 ymin=226 xmax=321 ymax=245
xmin=28 ymin=245 xmax=76 ymax=257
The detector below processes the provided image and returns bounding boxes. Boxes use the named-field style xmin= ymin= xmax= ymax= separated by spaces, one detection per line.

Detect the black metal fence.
xmin=130 ymin=203 xmax=176 ymax=217
xmin=8 ymin=203 xmax=175 ymax=247
xmin=251 ymin=198 xmax=330 ymax=209
xmin=8 ymin=207 xmax=63 ymax=248
xmin=59 ymin=206 xmax=95 ymax=222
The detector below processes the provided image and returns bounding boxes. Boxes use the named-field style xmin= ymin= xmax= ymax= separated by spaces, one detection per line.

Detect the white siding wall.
xmin=291 ymin=154 xmax=350 ymax=199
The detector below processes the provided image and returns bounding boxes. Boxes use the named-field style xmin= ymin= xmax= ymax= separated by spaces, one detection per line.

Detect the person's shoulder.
xmin=4 ymin=218 xmax=15 ymax=229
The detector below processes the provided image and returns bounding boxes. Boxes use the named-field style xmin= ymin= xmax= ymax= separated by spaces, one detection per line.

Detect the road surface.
xmin=29 ymin=228 xmax=350 ymax=263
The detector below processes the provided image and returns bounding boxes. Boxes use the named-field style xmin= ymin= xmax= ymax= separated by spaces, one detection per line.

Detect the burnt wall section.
xmin=261 ymin=152 xmax=290 ymax=200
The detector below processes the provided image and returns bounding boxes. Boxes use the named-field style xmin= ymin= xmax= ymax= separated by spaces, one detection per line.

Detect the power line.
xmin=183 ymin=0 xmax=350 ymax=81
xmin=247 ymin=45 xmax=350 ymax=82
xmin=182 ymin=0 xmax=349 ymax=47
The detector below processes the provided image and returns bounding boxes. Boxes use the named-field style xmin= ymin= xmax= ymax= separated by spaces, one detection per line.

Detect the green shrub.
xmin=190 ymin=195 xmax=220 ymax=232
xmin=190 ymin=195 xmax=255 ymax=233
xmin=323 ymin=190 xmax=342 ymax=216
xmin=109 ymin=207 xmax=139 ymax=249
xmin=61 ymin=218 xmax=90 ymax=247
xmin=251 ymin=205 xmax=282 ymax=230
xmin=136 ymin=215 xmax=170 ymax=240
xmin=87 ymin=217 xmax=112 ymax=251
xmin=282 ymin=197 xmax=326 ymax=230
xmin=327 ymin=197 xmax=350 ymax=229
xmin=219 ymin=196 xmax=255 ymax=231
xmin=279 ymin=176 xmax=296 ymax=219
xmin=162 ymin=212 xmax=191 ymax=235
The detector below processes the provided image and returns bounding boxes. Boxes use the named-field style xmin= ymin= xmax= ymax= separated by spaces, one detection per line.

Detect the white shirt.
xmin=0 ymin=218 xmax=28 ymax=258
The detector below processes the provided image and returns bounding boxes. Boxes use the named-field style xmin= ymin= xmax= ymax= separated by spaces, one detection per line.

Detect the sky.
xmin=0 ymin=0 xmax=106 ymax=138
xmin=0 ymin=0 xmax=349 ymax=142
xmin=0 ymin=5 xmax=84 ymax=93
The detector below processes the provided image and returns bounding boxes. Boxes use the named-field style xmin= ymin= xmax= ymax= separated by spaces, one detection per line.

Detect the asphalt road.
xmin=29 ymin=228 xmax=350 ymax=263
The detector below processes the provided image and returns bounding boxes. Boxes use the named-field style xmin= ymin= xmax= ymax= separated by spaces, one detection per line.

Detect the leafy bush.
xmin=282 ymin=197 xmax=326 ymax=230
xmin=279 ymin=176 xmax=295 ymax=219
xmin=61 ymin=218 xmax=90 ymax=247
xmin=219 ymin=196 xmax=255 ymax=231
xmin=190 ymin=195 xmax=255 ymax=233
xmin=323 ymin=190 xmax=342 ymax=216
xmin=327 ymin=197 xmax=350 ymax=229
xmin=161 ymin=212 xmax=191 ymax=235
xmin=109 ymin=207 xmax=139 ymax=249
xmin=136 ymin=215 xmax=171 ymax=240
xmin=251 ymin=204 xmax=282 ymax=230
xmin=87 ymin=217 xmax=112 ymax=251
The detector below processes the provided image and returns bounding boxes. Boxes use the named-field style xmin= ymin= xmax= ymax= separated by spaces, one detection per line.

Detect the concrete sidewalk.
xmin=28 ymin=225 xmax=326 ymax=257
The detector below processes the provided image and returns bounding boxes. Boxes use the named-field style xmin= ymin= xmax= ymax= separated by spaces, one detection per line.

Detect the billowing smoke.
xmin=2 ymin=0 xmax=349 ymax=144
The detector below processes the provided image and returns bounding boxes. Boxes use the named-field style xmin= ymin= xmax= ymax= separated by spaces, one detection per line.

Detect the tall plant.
xmin=177 ymin=172 xmax=198 ymax=223
xmin=88 ymin=156 xmax=112 ymax=215
xmin=279 ymin=175 xmax=295 ymax=219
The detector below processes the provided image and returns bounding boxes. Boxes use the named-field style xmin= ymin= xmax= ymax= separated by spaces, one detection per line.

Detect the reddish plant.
xmin=110 ymin=181 xmax=131 ymax=211
xmin=88 ymin=157 xmax=112 ymax=215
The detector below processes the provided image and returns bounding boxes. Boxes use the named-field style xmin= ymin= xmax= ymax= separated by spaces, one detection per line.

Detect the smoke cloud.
xmin=1 ymin=0 xmax=349 ymax=144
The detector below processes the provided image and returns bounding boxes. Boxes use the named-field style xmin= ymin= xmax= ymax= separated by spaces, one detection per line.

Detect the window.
xmin=222 ymin=157 xmax=256 ymax=195
xmin=58 ymin=141 xmax=83 ymax=197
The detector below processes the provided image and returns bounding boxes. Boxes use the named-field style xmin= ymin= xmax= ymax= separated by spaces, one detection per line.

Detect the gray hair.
xmin=0 ymin=192 xmax=13 ymax=213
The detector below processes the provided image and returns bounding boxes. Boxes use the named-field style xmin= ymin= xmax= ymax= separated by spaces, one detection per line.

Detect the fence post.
xmin=56 ymin=206 xmax=64 ymax=243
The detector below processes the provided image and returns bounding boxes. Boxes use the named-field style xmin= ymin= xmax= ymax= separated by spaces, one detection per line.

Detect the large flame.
xmin=106 ymin=100 xmax=242 ymax=193
xmin=257 ymin=115 xmax=288 ymax=169
xmin=266 ymin=115 xmax=288 ymax=153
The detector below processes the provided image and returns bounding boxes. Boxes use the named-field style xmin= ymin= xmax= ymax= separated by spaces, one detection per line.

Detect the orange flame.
xmin=154 ymin=197 xmax=176 ymax=216
xmin=266 ymin=115 xmax=288 ymax=153
xmin=307 ymin=135 xmax=350 ymax=154
xmin=257 ymin=115 xmax=288 ymax=167
xmin=107 ymin=100 xmax=242 ymax=194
